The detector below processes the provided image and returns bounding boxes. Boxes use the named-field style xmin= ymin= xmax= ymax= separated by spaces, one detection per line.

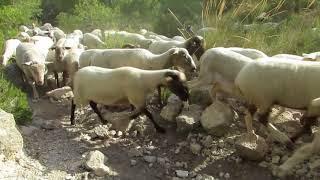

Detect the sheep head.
xmin=22 ymin=61 xmax=46 ymax=86
xmin=162 ymin=70 xmax=189 ymax=102
xmin=170 ymin=48 xmax=196 ymax=73
xmin=185 ymin=36 xmax=205 ymax=60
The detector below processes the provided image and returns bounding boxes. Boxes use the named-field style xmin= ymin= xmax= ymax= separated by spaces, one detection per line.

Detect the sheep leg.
xmin=70 ymin=100 xmax=76 ymax=125
xmin=290 ymin=115 xmax=317 ymax=142
xmin=157 ymin=85 xmax=163 ymax=107
xmin=89 ymin=101 xmax=108 ymax=124
xmin=54 ymin=71 xmax=60 ymax=88
xmin=258 ymin=107 xmax=294 ymax=148
xmin=62 ymin=71 xmax=69 ymax=87
xmin=30 ymin=81 xmax=40 ymax=102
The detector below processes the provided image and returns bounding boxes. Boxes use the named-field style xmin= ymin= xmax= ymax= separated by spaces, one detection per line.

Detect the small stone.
xmin=259 ymin=161 xmax=269 ymax=168
xmin=175 ymin=162 xmax=183 ymax=168
xmin=200 ymin=101 xmax=234 ymax=136
xmin=79 ymin=133 xmax=91 ymax=141
xmin=128 ymin=148 xmax=143 ymax=157
xmin=149 ymin=163 xmax=153 ymax=167
xmin=272 ymin=156 xmax=281 ymax=164
xmin=108 ymin=130 xmax=116 ymax=137
xmin=144 ymin=156 xmax=157 ymax=163
xmin=219 ymin=172 xmax=224 ymax=177
xmin=160 ymin=95 xmax=183 ymax=122
xmin=117 ymin=131 xmax=123 ymax=137
xmin=92 ymin=125 xmax=109 ymax=138
xmin=202 ymin=135 xmax=213 ymax=148
xmin=131 ymin=130 xmax=138 ymax=137
xmin=176 ymin=170 xmax=189 ymax=178
xmin=175 ymin=148 xmax=180 ymax=154
xmin=309 ymin=159 xmax=320 ymax=169
xmin=130 ymin=159 xmax=137 ymax=166
xmin=84 ymin=150 xmax=111 ymax=177
xmin=157 ymin=157 xmax=166 ymax=166
xmin=190 ymin=143 xmax=202 ymax=155
xmin=41 ymin=120 xmax=58 ymax=130
xmin=235 ymin=132 xmax=268 ymax=161
xmin=176 ymin=104 xmax=202 ymax=133
xmin=224 ymin=173 xmax=230 ymax=179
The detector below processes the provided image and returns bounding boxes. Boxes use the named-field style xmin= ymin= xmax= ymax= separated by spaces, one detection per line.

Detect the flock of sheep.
xmin=1 ymin=22 xmax=320 ymax=177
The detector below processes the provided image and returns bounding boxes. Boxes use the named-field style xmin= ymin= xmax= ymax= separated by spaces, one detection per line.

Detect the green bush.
xmin=0 ymin=0 xmax=41 ymax=124
xmin=0 ymin=70 xmax=32 ymax=125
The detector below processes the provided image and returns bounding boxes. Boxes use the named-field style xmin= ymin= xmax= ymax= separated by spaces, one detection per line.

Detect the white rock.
xmin=84 ymin=150 xmax=110 ymax=177
xmin=200 ymin=101 xmax=234 ymax=136
xmin=19 ymin=125 xmax=38 ymax=136
xmin=130 ymin=159 xmax=137 ymax=166
xmin=160 ymin=95 xmax=183 ymax=122
xmin=190 ymin=143 xmax=202 ymax=155
xmin=176 ymin=104 xmax=202 ymax=132
xmin=143 ymin=156 xmax=157 ymax=163
xmin=272 ymin=155 xmax=281 ymax=164
xmin=309 ymin=159 xmax=320 ymax=169
xmin=176 ymin=170 xmax=189 ymax=178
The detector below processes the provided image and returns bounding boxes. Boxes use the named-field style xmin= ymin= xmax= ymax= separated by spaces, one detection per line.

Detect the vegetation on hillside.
xmin=0 ymin=0 xmax=319 ymax=124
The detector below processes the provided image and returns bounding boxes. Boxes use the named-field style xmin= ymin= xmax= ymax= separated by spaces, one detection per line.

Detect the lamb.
xmin=1 ymin=39 xmax=21 ymax=66
xmin=66 ymin=30 xmax=83 ymax=45
xmin=223 ymin=47 xmax=268 ymax=59
xmin=234 ymin=57 xmax=320 ymax=146
xmin=16 ymin=43 xmax=51 ymax=101
xmin=31 ymin=36 xmax=54 ymax=57
xmin=70 ymin=66 xmax=189 ymax=133
xmin=148 ymin=36 xmax=205 ymax=60
xmin=46 ymin=46 xmax=84 ymax=87
xmin=82 ymin=33 xmax=105 ymax=49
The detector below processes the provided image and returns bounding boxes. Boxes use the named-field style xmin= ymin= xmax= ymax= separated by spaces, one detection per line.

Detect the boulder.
xmin=84 ymin=150 xmax=114 ymax=177
xmin=189 ymin=86 xmax=212 ymax=107
xmin=235 ymin=132 xmax=268 ymax=161
xmin=200 ymin=101 xmax=234 ymax=136
xmin=160 ymin=94 xmax=183 ymax=122
xmin=176 ymin=104 xmax=202 ymax=133
xmin=0 ymin=109 xmax=24 ymax=159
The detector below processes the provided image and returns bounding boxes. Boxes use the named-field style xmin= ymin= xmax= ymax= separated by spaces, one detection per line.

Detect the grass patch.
xmin=0 ymin=69 xmax=32 ymax=125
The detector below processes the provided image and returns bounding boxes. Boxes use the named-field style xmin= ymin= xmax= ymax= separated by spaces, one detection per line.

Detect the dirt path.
xmin=18 ymin=97 xmax=286 ymax=180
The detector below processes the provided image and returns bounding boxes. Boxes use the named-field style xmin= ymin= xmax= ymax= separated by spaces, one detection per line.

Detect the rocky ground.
xmin=1 ymin=64 xmax=320 ymax=180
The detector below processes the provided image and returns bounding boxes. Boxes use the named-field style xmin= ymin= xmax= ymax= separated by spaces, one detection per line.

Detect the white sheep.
xmin=71 ymin=66 xmax=189 ymax=133
xmin=196 ymin=27 xmax=216 ymax=36
xmin=66 ymin=30 xmax=83 ymax=45
xmin=148 ymin=36 xmax=205 ymax=61
xmin=30 ymin=36 xmax=54 ymax=57
xmin=82 ymin=33 xmax=105 ymax=49
xmin=91 ymin=29 xmax=103 ymax=40
xmin=46 ymin=46 xmax=84 ymax=87
xmin=302 ymin=52 xmax=320 ymax=61
xmin=223 ymin=47 xmax=268 ymax=59
xmin=172 ymin=36 xmax=185 ymax=42
xmin=79 ymin=47 xmax=196 ymax=73
xmin=234 ymin=57 xmax=320 ymax=146
xmin=49 ymin=27 xmax=66 ymax=43
xmin=188 ymin=48 xmax=253 ymax=93
xmin=105 ymin=30 xmax=154 ymax=48
xmin=19 ymin=25 xmax=29 ymax=33
xmin=272 ymin=54 xmax=304 ymax=61
xmin=79 ymin=47 xmax=196 ymax=105
xmin=17 ymin=32 xmax=31 ymax=42
xmin=0 ymin=39 xmax=21 ymax=66
xmin=16 ymin=43 xmax=51 ymax=101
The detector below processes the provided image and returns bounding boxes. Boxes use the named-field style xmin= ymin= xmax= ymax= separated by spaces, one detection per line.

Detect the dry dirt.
xmin=20 ymin=97 xmax=299 ymax=180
